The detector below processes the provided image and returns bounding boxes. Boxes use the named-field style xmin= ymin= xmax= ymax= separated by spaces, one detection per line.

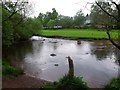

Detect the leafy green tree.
xmin=2 ymin=1 xmax=41 ymax=47
xmin=57 ymin=15 xmax=74 ymax=28
xmin=38 ymin=8 xmax=58 ymax=28
xmin=13 ymin=17 xmax=41 ymax=41
xmin=2 ymin=20 xmax=14 ymax=46
xmin=51 ymin=8 xmax=58 ymax=20
xmin=90 ymin=2 xmax=116 ymax=28
xmin=47 ymin=20 xmax=55 ymax=28
xmin=2 ymin=7 xmax=14 ymax=46
xmin=74 ymin=10 xmax=85 ymax=28
xmin=95 ymin=0 xmax=120 ymax=50
xmin=95 ymin=0 xmax=120 ymax=29
xmin=38 ymin=12 xmax=51 ymax=27
xmin=55 ymin=10 xmax=85 ymax=29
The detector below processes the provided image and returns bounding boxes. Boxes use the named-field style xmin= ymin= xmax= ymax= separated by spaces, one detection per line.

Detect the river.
xmin=5 ymin=36 xmax=119 ymax=88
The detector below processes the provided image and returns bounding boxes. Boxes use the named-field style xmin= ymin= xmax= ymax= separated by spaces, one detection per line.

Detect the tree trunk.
xmin=67 ymin=56 xmax=74 ymax=78
xmin=106 ymin=31 xmax=120 ymax=50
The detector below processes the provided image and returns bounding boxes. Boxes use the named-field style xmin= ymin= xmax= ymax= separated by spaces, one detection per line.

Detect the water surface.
xmin=6 ymin=36 xmax=119 ymax=88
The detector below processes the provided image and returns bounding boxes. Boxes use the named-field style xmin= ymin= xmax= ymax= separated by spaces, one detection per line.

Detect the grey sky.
xmin=29 ymin=0 xmax=95 ymax=17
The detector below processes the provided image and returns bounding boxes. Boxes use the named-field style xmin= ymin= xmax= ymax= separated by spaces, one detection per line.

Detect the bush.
xmin=104 ymin=78 xmax=120 ymax=90
xmin=2 ymin=61 xmax=24 ymax=76
xmin=41 ymin=75 xmax=89 ymax=90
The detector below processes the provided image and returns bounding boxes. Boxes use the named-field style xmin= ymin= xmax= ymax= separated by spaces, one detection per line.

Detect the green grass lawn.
xmin=37 ymin=29 xmax=119 ymax=39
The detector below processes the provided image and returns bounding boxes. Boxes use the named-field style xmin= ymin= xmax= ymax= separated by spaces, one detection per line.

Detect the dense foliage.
xmin=2 ymin=1 xmax=42 ymax=47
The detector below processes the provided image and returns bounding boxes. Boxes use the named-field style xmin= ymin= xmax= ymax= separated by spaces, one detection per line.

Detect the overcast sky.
xmin=29 ymin=0 xmax=95 ymax=17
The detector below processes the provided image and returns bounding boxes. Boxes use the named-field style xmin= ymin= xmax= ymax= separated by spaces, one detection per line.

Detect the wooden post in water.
xmin=66 ymin=56 xmax=74 ymax=78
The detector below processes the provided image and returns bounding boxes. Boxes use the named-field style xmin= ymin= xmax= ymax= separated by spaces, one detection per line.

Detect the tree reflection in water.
xmin=90 ymin=40 xmax=119 ymax=62
xmin=3 ymin=41 xmax=44 ymax=68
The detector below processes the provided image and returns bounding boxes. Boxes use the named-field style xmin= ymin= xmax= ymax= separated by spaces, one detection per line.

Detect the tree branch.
xmin=2 ymin=1 xmax=26 ymax=23
xmin=14 ymin=16 xmax=25 ymax=27
xmin=95 ymin=2 xmax=119 ymax=22
xmin=112 ymin=1 xmax=120 ymax=11
xmin=107 ymin=31 xmax=120 ymax=50
xmin=112 ymin=2 xmax=120 ymax=21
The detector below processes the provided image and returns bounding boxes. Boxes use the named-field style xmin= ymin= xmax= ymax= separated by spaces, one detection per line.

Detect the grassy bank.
xmin=38 ymin=29 xmax=119 ymax=39
xmin=2 ymin=60 xmax=24 ymax=77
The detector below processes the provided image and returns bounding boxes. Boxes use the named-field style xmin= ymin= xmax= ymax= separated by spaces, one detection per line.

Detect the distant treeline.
xmin=2 ymin=1 xmax=119 ymax=47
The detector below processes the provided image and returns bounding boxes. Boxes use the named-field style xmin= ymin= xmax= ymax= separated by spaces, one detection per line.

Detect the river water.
xmin=6 ymin=36 xmax=119 ymax=88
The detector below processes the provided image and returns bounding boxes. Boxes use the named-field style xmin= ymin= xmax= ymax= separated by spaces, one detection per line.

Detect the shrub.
xmin=41 ymin=75 xmax=89 ymax=90
xmin=104 ymin=78 xmax=120 ymax=90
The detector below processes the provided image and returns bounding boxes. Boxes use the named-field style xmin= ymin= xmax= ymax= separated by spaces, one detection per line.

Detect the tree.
xmin=95 ymin=0 xmax=120 ymax=28
xmin=2 ymin=0 xmax=41 ymax=46
xmin=56 ymin=15 xmax=74 ymax=28
xmin=51 ymin=8 xmax=58 ymax=20
xmin=2 ymin=0 xmax=33 ymax=24
xmin=38 ymin=8 xmax=58 ymax=28
xmin=74 ymin=10 xmax=85 ymax=28
xmin=47 ymin=20 xmax=55 ymax=28
xmin=95 ymin=0 xmax=120 ymax=50
xmin=90 ymin=2 xmax=116 ymax=28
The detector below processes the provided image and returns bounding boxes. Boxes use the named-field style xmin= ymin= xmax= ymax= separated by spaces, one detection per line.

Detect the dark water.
xmin=6 ymin=36 xmax=119 ymax=88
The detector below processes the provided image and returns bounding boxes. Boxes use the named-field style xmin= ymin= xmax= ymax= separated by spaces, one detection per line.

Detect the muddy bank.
xmin=2 ymin=75 xmax=50 ymax=88
xmin=40 ymin=35 xmax=109 ymax=40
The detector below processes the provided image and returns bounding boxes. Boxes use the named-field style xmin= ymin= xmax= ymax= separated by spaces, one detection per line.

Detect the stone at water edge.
xmin=50 ymin=54 xmax=56 ymax=56
xmin=77 ymin=40 xmax=81 ymax=44
xmin=54 ymin=64 xmax=59 ymax=66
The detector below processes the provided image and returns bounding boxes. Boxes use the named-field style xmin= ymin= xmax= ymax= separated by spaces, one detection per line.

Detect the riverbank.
xmin=2 ymin=59 xmax=51 ymax=89
xmin=2 ymin=74 xmax=50 ymax=88
xmin=2 ymin=74 xmax=105 ymax=88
